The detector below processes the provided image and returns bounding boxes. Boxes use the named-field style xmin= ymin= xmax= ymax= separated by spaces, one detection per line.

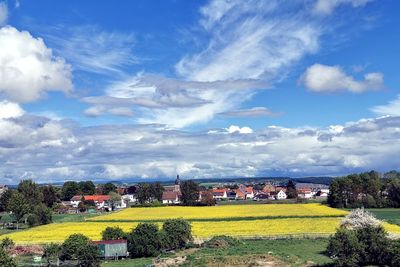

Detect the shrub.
xmin=60 ymin=233 xmax=100 ymax=267
xmin=0 ymin=238 xmax=14 ymax=250
xmin=127 ymin=223 xmax=161 ymax=258
xmin=340 ymin=208 xmax=381 ymax=230
xmin=0 ymin=247 xmax=16 ymax=267
xmin=101 ymin=226 xmax=126 ymax=240
xmin=162 ymin=219 xmax=192 ymax=250
xmin=43 ymin=243 xmax=61 ymax=265
xmin=203 ymin=235 xmax=242 ymax=248
xmin=327 ymin=228 xmax=363 ymax=267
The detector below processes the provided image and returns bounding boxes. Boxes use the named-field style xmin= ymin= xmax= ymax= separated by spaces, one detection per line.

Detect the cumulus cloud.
xmin=0 ymin=2 xmax=7 ymax=26
xmin=0 ymin=26 xmax=73 ymax=102
xmin=371 ymin=95 xmax=400 ymax=116
xmin=300 ymin=64 xmax=384 ymax=93
xmin=218 ymin=107 xmax=281 ymax=118
xmin=313 ymin=0 xmax=374 ymax=15
xmin=0 ymin=100 xmax=24 ymax=119
xmin=1 ymin=112 xmax=400 ymax=182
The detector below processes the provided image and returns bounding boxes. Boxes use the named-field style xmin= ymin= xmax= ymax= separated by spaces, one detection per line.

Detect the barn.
xmin=93 ymin=240 xmax=128 ymax=258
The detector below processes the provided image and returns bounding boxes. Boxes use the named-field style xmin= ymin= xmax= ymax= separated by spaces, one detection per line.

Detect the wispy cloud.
xmin=371 ymin=95 xmax=400 ymax=116
xmin=313 ymin=0 xmax=374 ymax=15
xmin=44 ymin=25 xmax=137 ymax=75
xmin=218 ymin=107 xmax=281 ymax=118
xmin=300 ymin=63 xmax=384 ymax=93
xmin=0 ymin=2 xmax=7 ymax=26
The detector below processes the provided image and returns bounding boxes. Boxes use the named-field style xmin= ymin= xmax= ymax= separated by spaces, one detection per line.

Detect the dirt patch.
xmin=153 ymin=256 xmax=187 ymax=267
xmin=8 ymin=245 xmax=44 ymax=256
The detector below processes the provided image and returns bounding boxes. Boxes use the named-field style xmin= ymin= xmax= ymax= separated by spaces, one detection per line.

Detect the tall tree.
xmin=151 ymin=183 xmax=164 ymax=202
xmin=180 ymin=180 xmax=199 ymax=206
xmin=61 ymin=181 xmax=80 ymax=201
xmin=286 ymin=180 xmax=297 ymax=199
xmin=78 ymin=181 xmax=96 ymax=195
xmin=6 ymin=192 xmax=30 ymax=229
xmin=136 ymin=183 xmax=153 ymax=204
xmin=102 ymin=183 xmax=116 ymax=195
xmin=0 ymin=189 xmax=13 ymax=212
xmin=42 ymin=185 xmax=59 ymax=208
xmin=17 ymin=179 xmax=43 ymax=205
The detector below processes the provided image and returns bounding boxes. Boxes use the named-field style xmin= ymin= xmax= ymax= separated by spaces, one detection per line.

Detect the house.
xmin=211 ymin=189 xmax=228 ymax=200
xmin=93 ymin=240 xmax=128 ymax=258
xmin=121 ymin=194 xmax=136 ymax=204
xmin=271 ymin=190 xmax=287 ymax=200
xmin=315 ymin=189 xmax=329 ymax=198
xmin=162 ymin=191 xmax=180 ymax=204
xmin=227 ymin=190 xmax=237 ymax=200
xmin=253 ymin=192 xmax=270 ymax=201
xmin=70 ymin=195 xmax=110 ymax=209
xmin=262 ymin=184 xmax=275 ymax=193
xmin=235 ymin=189 xmax=246 ymax=200
xmin=297 ymin=188 xmax=313 ymax=199
xmin=245 ymin=186 xmax=254 ymax=199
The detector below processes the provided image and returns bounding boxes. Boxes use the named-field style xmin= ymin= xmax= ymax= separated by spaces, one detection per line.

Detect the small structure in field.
xmin=93 ymin=240 xmax=128 ymax=259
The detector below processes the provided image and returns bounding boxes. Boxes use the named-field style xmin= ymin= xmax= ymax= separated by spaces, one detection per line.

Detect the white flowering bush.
xmin=340 ymin=208 xmax=381 ymax=230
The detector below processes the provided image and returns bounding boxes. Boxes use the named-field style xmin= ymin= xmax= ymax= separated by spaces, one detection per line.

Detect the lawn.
xmin=100 ymin=239 xmax=333 ymax=267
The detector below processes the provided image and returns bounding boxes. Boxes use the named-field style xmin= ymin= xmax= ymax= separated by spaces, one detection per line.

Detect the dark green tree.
xmin=61 ymin=181 xmax=80 ymax=201
xmin=17 ymin=179 xmax=43 ymax=205
xmin=0 ymin=247 xmax=16 ymax=267
xmin=127 ymin=223 xmax=161 ymax=258
xmin=180 ymin=180 xmax=199 ymax=206
xmin=286 ymin=180 xmax=297 ymax=199
xmin=151 ymin=183 xmax=164 ymax=202
xmin=136 ymin=183 xmax=153 ymax=204
xmin=6 ymin=192 xmax=30 ymax=229
xmin=387 ymin=178 xmax=400 ymax=207
xmin=60 ymin=234 xmax=100 ymax=267
xmin=102 ymin=183 xmax=116 ymax=195
xmin=162 ymin=219 xmax=192 ymax=250
xmin=101 ymin=226 xmax=126 ymax=240
xmin=327 ymin=228 xmax=363 ymax=267
xmin=43 ymin=243 xmax=61 ymax=266
xmin=78 ymin=181 xmax=96 ymax=195
xmin=0 ymin=189 xmax=12 ymax=212
xmin=42 ymin=185 xmax=59 ymax=208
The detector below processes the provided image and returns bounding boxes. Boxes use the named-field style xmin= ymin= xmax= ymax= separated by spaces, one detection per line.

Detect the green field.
xmin=366 ymin=208 xmax=400 ymax=226
xmin=52 ymin=213 xmax=101 ymax=223
xmin=100 ymin=238 xmax=332 ymax=267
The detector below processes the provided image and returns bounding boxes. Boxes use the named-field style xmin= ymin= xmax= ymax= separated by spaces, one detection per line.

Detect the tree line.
xmin=328 ymin=170 xmax=400 ymax=208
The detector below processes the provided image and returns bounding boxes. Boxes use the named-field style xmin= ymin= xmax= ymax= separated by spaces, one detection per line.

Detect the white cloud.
xmin=218 ymin=107 xmax=280 ymax=118
xmin=0 ymin=2 xmax=7 ymax=26
xmin=226 ymin=125 xmax=253 ymax=134
xmin=313 ymin=0 xmax=373 ymax=15
xmin=0 ymin=100 xmax=24 ymax=119
xmin=300 ymin=64 xmax=383 ymax=93
xmin=44 ymin=25 xmax=137 ymax=75
xmin=0 ymin=26 xmax=73 ymax=102
xmin=371 ymin=95 xmax=400 ymax=116
xmin=84 ymin=106 xmax=134 ymax=117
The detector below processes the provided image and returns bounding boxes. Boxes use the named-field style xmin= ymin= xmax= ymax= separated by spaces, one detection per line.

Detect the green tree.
xmin=356 ymin=225 xmax=390 ymax=265
xmin=78 ymin=181 xmax=96 ymax=195
xmin=35 ymin=204 xmax=52 ymax=225
xmin=136 ymin=183 xmax=153 ymax=204
xmin=127 ymin=223 xmax=161 ymax=258
xmin=101 ymin=226 xmax=126 ymax=240
xmin=327 ymin=228 xmax=363 ymax=267
xmin=286 ymin=180 xmax=297 ymax=199
xmin=0 ymin=238 xmax=14 ymax=250
xmin=387 ymin=178 xmax=400 ymax=207
xmin=0 ymin=247 xmax=16 ymax=267
xmin=17 ymin=179 xmax=43 ymax=205
xmin=0 ymin=189 xmax=12 ymax=212
xmin=151 ymin=183 xmax=164 ymax=202
xmin=6 ymin=192 xmax=30 ymax=229
xmin=180 ymin=180 xmax=199 ymax=206
xmin=61 ymin=181 xmax=80 ymax=201
xmin=162 ymin=219 xmax=192 ymax=250
xmin=43 ymin=243 xmax=61 ymax=266
xmin=102 ymin=183 xmax=116 ymax=195
xmin=42 ymin=185 xmax=59 ymax=208
xmin=60 ymin=234 xmax=99 ymax=267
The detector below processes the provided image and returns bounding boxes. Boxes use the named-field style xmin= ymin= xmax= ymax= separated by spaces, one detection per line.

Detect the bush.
xmin=203 ymin=236 xmax=242 ymax=248
xmin=127 ymin=223 xmax=161 ymax=258
xmin=101 ymin=226 xmax=126 ymax=240
xmin=162 ymin=219 xmax=192 ymax=250
xmin=327 ymin=228 xmax=363 ymax=267
xmin=0 ymin=238 xmax=14 ymax=250
xmin=43 ymin=243 xmax=61 ymax=265
xmin=60 ymin=233 xmax=100 ymax=267
xmin=356 ymin=225 xmax=390 ymax=265
xmin=0 ymin=247 xmax=16 ymax=267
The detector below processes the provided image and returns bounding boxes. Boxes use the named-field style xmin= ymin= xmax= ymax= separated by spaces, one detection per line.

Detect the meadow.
xmin=2 ymin=204 xmax=400 ymax=244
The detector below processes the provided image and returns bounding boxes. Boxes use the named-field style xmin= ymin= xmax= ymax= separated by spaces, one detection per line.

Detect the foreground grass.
xmin=100 ymin=239 xmax=332 ymax=267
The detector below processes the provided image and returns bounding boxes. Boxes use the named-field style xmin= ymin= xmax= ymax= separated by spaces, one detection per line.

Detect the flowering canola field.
xmin=2 ymin=204 xmax=400 ymax=244
xmin=87 ymin=203 xmax=348 ymax=221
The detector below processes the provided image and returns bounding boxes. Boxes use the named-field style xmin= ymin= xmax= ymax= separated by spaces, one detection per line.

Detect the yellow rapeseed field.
xmin=87 ymin=203 xmax=348 ymax=221
xmin=2 ymin=218 xmax=400 ymax=244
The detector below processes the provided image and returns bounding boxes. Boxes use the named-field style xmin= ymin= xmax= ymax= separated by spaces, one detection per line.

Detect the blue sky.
xmin=0 ymin=0 xmax=399 ymax=182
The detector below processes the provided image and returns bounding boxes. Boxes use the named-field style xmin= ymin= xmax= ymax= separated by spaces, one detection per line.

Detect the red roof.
xmin=71 ymin=195 xmax=110 ymax=202
xmin=93 ymin=240 xmax=127 ymax=245
xmin=162 ymin=191 xmax=178 ymax=201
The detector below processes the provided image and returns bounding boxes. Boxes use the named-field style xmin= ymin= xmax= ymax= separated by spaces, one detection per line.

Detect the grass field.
xmin=365 ymin=208 xmax=400 ymax=226
xmin=100 ymin=239 xmax=333 ymax=267
xmin=88 ymin=203 xmax=348 ymax=222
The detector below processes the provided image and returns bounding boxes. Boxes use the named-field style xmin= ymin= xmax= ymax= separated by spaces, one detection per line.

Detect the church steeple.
xmin=175 ymin=174 xmax=180 ymax=185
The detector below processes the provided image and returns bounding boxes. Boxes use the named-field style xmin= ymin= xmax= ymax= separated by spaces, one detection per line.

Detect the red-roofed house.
xmin=297 ymin=188 xmax=313 ymax=199
xmin=211 ymin=189 xmax=228 ymax=200
xmin=70 ymin=195 xmax=110 ymax=209
xmin=162 ymin=191 xmax=180 ymax=204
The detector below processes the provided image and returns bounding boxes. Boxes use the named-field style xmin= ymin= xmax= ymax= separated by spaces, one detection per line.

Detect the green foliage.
xmin=136 ymin=183 xmax=164 ymax=204
xmin=102 ymin=183 xmax=116 ymax=195
xmin=42 ymin=185 xmax=59 ymax=208
xmin=78 ymin=181 xmax=96 ymax=195
xmin=60 ymin=233 xmax=100 ymax=267
xmin=101 ymin=226 xmax=126 ymax=240
xmin=0 ymin=238 xmax=14 ymax=250
xmin=0 ymin=247 xmax=16 ymax=267
xmin=0 ymin=189 xmax=12 ymax=212
xmin=61 ymin=181 xmax=80 ymax=201
xmin=17 ymin=179 xmax=43 ymax=205
xmin=35 ymin=203 xmax=53 ymax=225
xmin=6 ymin=191 xmax=30 ymax=223
xmin=180 ymin=180 xmax=200 ymax=206
xmin=162 ymin=219 xmax=192 ymax=250
xmin=127 ymin=223 xmax=161 ymax=258
xmin=356 ymin=225 xmax=390 ymax=265
xmin=108 ymin=192 xmax=122 ymax=211
xmin=43 ymin=243 xmax=61 ymax=265
xmin=203 ymin=235 xmax=242 ymax=248
xmin=286 ymin=180 xmax=298 ymax=199
xmin=327 ymin=228 xmax=362 ymax=267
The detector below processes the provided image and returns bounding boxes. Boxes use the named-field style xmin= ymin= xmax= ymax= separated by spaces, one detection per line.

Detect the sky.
xmin=0 ymin=0 xmax=400 ymax=183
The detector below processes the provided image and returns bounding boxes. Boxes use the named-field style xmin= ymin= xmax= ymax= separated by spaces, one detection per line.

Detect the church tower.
xmin=175 ymin=174 xmax=181 ymax=185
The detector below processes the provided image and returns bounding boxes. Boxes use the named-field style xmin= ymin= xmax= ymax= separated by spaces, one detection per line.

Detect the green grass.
xmin=52 ymin=213 xmax=101 ymax=223
xmin=101 ymin=258 xmax=152 ymax=267
xmin=366 ymin=208 xmax=400 ymax=226
xmin=181 ymin=238 xmax=332 ymax=267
